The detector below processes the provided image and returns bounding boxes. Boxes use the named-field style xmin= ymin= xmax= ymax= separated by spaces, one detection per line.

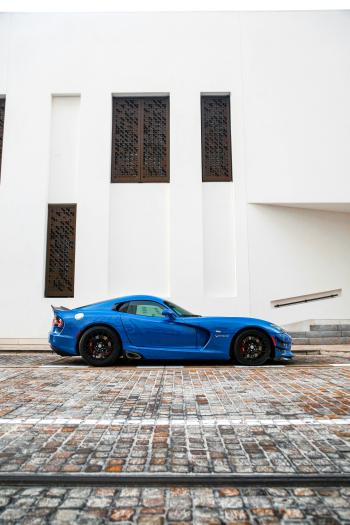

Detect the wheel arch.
xmin=76 ymin=323 xmax=123 ymax=354
xmin=229 ymin=326 xmax=275 ymax=360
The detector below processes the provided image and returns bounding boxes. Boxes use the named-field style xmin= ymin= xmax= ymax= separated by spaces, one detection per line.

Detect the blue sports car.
xmin=49 ymin=295 xmax=293 ymax=367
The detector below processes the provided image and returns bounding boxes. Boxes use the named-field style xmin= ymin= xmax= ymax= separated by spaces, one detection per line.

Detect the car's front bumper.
xmin=274 ymin=347 xmax=294 ymax=361
xmin=273 ymin=333 xmax=294 ymax=361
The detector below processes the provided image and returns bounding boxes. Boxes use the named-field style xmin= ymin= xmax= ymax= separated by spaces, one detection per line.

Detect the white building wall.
xmin=48 ymin=96 xmax=80 ymax=203
xmin=248 ymin=205 xmax=350 ymax=325
xmin=109 ymin=184 xmax=170 ymax=298
xmin=240 ymin=11 xmax=350 ymax=203
xmin=0 ymin=12 xmax=349 ymax=337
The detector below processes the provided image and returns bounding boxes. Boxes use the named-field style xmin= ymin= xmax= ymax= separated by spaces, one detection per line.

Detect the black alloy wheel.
xmin=233 ymin=329 xmax=272 ymax=366
xmin=79 ymin=325 xmax=121 ymax=366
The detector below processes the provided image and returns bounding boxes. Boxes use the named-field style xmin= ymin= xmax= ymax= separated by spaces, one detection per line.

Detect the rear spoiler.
xmin=51 ymin=305 xmax=70 ymax=312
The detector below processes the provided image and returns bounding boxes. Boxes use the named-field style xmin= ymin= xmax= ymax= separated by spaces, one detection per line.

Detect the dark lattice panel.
xmin=201 ymin=96 xmax=232 ymax=181
xmin=45 ymin=205 xmax=77 ymax=298
xmin=111 ymin=98 xmax=140 ymax=182
xmin=142 ymin=97 xmax=169 ymax=181
xmin=0 ymin=98 xmax=5 ymax=180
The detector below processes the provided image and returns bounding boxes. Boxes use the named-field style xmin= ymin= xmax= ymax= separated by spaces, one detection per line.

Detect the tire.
xmin=79 ymin=325 xmax=121 ymax=366
xmin=233 ymin=329 xmax=272 ymax=366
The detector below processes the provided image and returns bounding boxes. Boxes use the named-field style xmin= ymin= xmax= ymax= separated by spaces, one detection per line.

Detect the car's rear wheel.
xmin=233 ymin=329 xmax=272 ymax=366
xmin=79 ymin=326 xmax=121 ymax=366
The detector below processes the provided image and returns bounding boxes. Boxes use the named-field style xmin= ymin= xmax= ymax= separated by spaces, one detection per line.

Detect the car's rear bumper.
xmin=49 ymin=332 xmax=77 ymax=356
xmin=50 ymin=345 xmax=73 ymax=357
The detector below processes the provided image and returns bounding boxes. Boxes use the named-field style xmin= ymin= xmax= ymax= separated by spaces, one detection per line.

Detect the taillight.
xmin=52 ymin=316 xmax=64 ymax=329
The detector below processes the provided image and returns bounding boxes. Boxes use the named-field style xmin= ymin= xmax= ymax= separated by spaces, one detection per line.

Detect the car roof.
xmin=75 ymin=295 xmax=167 ymax=311
xmin=114 ymin=295 xmax=165 ymax=304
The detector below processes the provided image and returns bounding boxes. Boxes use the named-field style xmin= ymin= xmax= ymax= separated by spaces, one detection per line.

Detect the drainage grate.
xmin=0 ymin=473 xmax=349 ymax=488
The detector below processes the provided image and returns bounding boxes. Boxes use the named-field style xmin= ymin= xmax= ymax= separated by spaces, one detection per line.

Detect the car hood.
xmin=176 ymin=316 xmax=276 ymax=331
xmin=175 ymin=316 xmax=290 ymax=340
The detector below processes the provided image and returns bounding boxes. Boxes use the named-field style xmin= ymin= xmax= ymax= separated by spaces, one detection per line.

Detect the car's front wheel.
xmin=233 ymin=329 xmax=272 ymax=366
xmin=79 ymin=325 xmax=121 ymax=366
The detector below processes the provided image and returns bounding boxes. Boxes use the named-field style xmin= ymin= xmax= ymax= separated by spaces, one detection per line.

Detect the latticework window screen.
xmin=0 ymin=98 xmax=5 ymax=181
xmin=45 ymin=204 xmax=77 ymax=298
xmin=201 ymin=95 xmax=232 ymax=182
xmin=111 ymin=96 xmax=169 ymax=182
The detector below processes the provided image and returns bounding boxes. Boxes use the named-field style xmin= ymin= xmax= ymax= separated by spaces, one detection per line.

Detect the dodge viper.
xmin=49 ymin=295 xmax=293 ymax=366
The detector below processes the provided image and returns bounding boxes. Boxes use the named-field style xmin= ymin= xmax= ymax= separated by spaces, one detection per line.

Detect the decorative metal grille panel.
xmin=45 ymin=204 xmax=77 ymax=298
xmin=111 ymin=96 xmax=169 ymax=182
xmin=201 ymin=95 xmax=232 ymax=182
xmin=111 ymin=98 xmax=140 ymax=182
xmin=142 ymin=97 xmax=169 ymax=181
xmin=0 ymin=98 xmax=5 ymax=181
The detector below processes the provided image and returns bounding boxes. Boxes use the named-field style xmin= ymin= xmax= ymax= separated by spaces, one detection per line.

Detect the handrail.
xmin=271 ymin=289 xmax=341 ymax=308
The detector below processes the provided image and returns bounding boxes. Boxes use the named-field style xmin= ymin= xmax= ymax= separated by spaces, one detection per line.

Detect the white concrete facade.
xmin=0 ymin=11 xmax=350 ymax=338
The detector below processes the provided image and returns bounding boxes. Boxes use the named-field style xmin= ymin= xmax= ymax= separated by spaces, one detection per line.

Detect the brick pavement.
xmin=0 ymin=354 xmax=349 ymax=523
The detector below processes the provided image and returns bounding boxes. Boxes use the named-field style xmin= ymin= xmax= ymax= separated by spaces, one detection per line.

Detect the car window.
xmin=117 ymin=302 xmax=129 ymax=313
xmin=117 ymin=300 xmax=164 ymax=317
xmin=135 ymin=302 xmax=164 ymax=317
xmin=164 ymin=300 xmax=198 ymax=317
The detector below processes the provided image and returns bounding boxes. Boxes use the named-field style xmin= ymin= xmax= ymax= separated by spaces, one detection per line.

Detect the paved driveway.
xmin=0 ymin=353 xmax=349 ymax=523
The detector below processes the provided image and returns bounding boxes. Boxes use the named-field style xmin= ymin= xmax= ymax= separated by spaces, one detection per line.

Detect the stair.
xmin=288 ymin=323 xmax=350 ymax=345
xmin=0 ymin=339 xmax=51 ymax=352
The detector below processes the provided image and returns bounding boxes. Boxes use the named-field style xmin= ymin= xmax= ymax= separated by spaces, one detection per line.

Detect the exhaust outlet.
xmin=125 ymin=351 xmax=142 ymax=360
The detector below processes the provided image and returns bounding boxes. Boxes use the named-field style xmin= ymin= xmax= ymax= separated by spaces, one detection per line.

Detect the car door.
xmin=119 ymin=300 xmax=198 ymax=357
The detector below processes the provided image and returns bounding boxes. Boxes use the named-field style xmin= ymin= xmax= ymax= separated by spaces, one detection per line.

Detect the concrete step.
xmin=0 ymin=344 xmax=51 ymax=352
xmin=289 ymin=331 xmax=350 ymax=338
xmin=289 ymin=332 xmax=345 ymax=338
xmin=291 ymin=337 xmax=350 ymax=345
xmin=292 ymin=344 xmax=350 ymax=355
xmin=291 ymin=347 xmax=321 ymax=355
xmin=310 ymin=324 xmax=350 ymax=332
xmin=308 ymin=330 xmax=343 ymax=337
xmin=288 ymin=331 xmax=307 ymax=338
xmin=288 ymin=321 xmax=350 ymax=344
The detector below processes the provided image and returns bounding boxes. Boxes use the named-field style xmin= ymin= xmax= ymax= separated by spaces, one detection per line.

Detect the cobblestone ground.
xmin=1 ymin=485 xmax=350 ymax=524
xmin=0 ymin=353 xmax=349 ymax=523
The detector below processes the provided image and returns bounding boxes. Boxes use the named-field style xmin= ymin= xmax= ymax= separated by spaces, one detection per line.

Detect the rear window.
xmin=116 ymin=302 xmax=129 ymax=313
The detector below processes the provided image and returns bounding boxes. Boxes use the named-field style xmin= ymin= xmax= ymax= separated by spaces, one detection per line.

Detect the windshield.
xmin=164 ymin=301 xmax=200 ymax=317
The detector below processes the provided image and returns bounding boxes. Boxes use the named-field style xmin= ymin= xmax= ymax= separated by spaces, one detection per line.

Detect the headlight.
xmin=270 ymin=323 xmax=286 ymax=334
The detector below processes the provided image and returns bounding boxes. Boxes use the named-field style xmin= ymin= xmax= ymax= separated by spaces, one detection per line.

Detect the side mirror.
xmin=162 ymin=308 xmax=176 ymax=320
